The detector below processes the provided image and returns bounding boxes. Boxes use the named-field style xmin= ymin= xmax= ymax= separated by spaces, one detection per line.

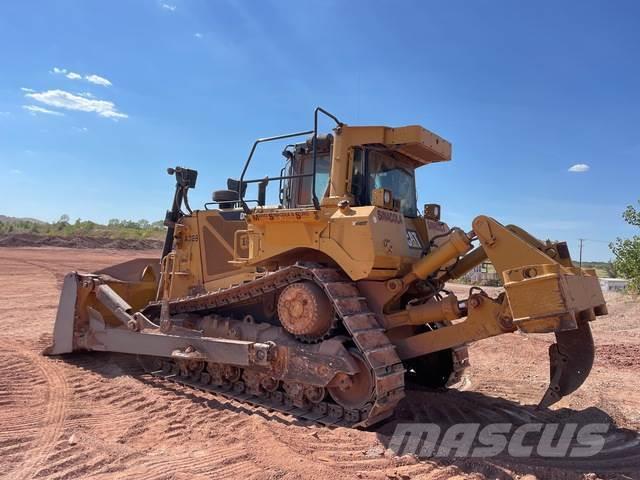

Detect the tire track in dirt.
xmin=0 ymin=344 xmax=68 ymax=480
xmin=268 ymin=427 xmax=393 ymax=473
xmin=132 ymin=447 xmax=262 ymax=480
xmin=253 ymin=388 xmax=479 ymax=476
xmin=381 ymin=388 xmax=640 ymax=475
xmin=48 ymin=352 xmax=268 ymax=478
xmin=0 ymin=254 xmax=76 ymax=479
xmin=0 ymin=253 xmax=129 ymax=480
xmin=261 ymin=384 xmax=640 ymax=478
xmin=0 ymin=358 xmax=41 ymax=471
xmin=0 ymin=249 xmax=265 ymax=479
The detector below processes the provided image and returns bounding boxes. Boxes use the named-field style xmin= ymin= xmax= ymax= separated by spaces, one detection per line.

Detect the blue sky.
xmin=1 ymin=0 xmax=638 ymax=261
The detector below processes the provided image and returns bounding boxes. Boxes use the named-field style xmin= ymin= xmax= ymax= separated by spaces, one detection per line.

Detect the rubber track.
xmin=143 ymin=264 xmax=405 ymax=427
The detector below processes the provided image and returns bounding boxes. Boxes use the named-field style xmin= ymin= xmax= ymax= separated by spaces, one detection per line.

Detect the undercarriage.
xmin=52 ymin=264 xmax=427 ymax=427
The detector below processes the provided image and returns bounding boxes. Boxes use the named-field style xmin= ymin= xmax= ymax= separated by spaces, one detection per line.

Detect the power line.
xmin=576 ymin=238 xmax=613 ymax=266
xmin=579 ymin=238 xmax=611 ymax=244
xmin=578 ymin=238 xmax=584 ymax=267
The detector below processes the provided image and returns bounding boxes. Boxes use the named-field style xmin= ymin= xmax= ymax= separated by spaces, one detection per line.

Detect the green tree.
xmin=610 ymin=201 xmax=640 ymax=293
xmin=119 ymin=220 xmax=139 ymax=229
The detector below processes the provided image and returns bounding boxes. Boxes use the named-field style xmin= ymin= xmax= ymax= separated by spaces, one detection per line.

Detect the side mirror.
xmin=167 ymin=166 xmax=198 ymax=188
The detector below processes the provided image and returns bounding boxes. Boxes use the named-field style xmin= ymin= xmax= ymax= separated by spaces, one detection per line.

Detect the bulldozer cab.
xmin=235 ymin=108 xmax=447 ymax=218
xmin=280 ymin=139 xmax=420 ymax=218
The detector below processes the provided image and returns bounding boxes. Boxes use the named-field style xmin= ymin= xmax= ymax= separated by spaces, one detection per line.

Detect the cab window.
xmin=367 ymin=151 xmax=418 ymax=217
xmin=295 ymin=153 xmax=331 ymax=206
xmin=351 ymin=149 xmax=418 ymax=217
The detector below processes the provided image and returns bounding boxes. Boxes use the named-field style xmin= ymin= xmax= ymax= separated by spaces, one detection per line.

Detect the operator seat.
xmin=212 ymin=178 xmax=246 ymax=209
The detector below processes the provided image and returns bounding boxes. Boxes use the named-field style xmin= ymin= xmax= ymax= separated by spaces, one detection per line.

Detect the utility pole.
xmin=578 ymin=238 xmax=584 ymax=267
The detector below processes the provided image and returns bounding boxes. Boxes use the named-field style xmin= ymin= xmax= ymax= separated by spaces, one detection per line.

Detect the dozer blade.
xmin=45 ymin=257 xmax=160 ymax=356
xmin=538 ymin=319 xmax=595 ymax=409
xmin=45 ymin=272 xmax=79 ymax=355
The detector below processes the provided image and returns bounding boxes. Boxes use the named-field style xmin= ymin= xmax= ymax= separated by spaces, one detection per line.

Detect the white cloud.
xmin=73 ymin=126 xmax=89 ymax=133
xmin=23 ymin=104 xmax=65 ymax=116
xmin=10 ymin=169 xmax=22 ymax=175
xmin=21 ymin=87 xmax=35 ymax=92
xmin=51 ymin=67 xmax=112 ymax=87
xmin=162 ymin=3 xmax=177 ymax=11
xmin=194 ymin=32 xmax=203 ymax=39
xmin=568 ymin=163 xmax=590 ymax=173
xmin=25 ymin=89 xmax=127 ymax=119
xmin=78 ymin=91 xmax=96 ymax=98
xmin=85 ymin=74 xmax=112 ymax=87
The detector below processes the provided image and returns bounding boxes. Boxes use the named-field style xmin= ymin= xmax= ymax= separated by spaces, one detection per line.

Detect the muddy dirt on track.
xmin=1 ymin=247 xmax=639 ymax=480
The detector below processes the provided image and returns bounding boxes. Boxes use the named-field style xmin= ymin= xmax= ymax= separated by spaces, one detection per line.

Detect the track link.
xmin=143 ymin=263 xmax=405 ymax=427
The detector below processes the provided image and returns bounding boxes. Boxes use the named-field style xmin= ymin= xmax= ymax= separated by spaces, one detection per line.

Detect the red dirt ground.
xmin=0 ymin=247 xmax=638 ymax=480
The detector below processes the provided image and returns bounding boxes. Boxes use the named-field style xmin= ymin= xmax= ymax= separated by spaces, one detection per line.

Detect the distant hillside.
xmin=0 ymin=215 xmax=45 ymax=224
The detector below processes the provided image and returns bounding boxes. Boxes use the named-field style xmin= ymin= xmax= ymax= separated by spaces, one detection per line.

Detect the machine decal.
xmin=406 ymin=230 xmax=423 ymax=249
xmin=249 ymin=210 xmax=320 ymax=222
xmin=376 ymin=209 xmax=403 ymax=224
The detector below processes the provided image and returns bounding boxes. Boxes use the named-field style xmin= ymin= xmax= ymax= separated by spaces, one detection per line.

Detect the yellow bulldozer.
xmin=47 ymin=108 xmax=607 ymax=427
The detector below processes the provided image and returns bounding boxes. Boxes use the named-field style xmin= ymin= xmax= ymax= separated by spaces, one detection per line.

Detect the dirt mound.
xmin=0 ymin=233 xmax=163 ymax=250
